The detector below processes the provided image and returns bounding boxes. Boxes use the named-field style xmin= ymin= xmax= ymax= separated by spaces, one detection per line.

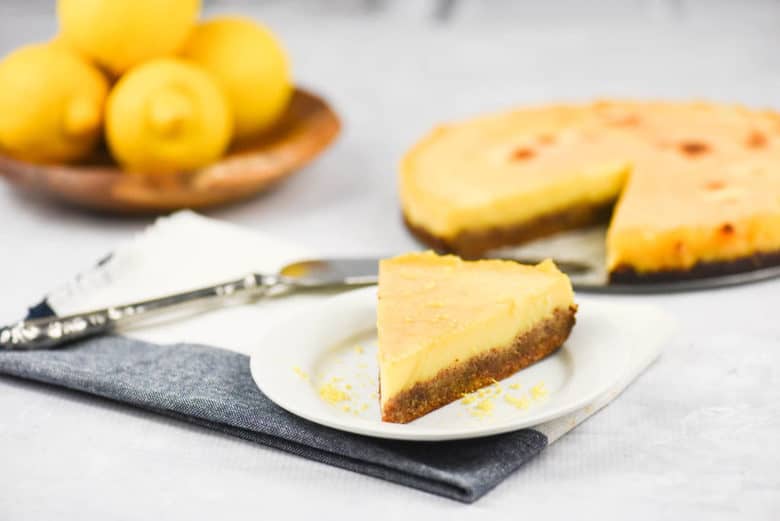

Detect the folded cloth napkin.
xmin=0 ymin=211 xmax=662 ymax=503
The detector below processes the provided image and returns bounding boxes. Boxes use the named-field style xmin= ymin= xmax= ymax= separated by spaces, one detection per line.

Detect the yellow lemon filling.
xmin=377 ymin=252 xmax=574 ymax=407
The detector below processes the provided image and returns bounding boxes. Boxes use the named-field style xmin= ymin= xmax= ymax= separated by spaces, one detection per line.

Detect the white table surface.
xmin=1 ymin=1 xmax=779 ymax=519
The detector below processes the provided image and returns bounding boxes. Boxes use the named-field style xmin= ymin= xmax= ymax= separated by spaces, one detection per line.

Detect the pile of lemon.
xmin=0 ymin=0 xmax=292 ymax=174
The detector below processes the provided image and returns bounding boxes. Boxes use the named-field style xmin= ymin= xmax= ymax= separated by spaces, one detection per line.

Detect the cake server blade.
xmin=0 ymin=258 xmax=378 ymax=351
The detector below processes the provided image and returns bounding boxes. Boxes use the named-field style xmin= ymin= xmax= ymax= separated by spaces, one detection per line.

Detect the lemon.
xmin=181 ymin=16 xmax=292 ymax=140
xmin=57 ymin=0 xmax=201 ymax=75
xmin=48 ymin=34 xmax=73 ymax=50
xmin=105 ymin=58 xmax=232 ymax=174
xmin=0 ymin=43 xmax=108 ymax=163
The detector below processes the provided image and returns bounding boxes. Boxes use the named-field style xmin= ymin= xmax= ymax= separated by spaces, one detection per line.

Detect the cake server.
xmin=0 ymin=258 xmax=380 ymax=351
xmin=0 ymin=255 xmax=594 ymax=351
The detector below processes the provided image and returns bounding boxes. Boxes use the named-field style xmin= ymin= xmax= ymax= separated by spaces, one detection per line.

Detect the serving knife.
xmin=0 ymin=256 xmax=592 ymax=351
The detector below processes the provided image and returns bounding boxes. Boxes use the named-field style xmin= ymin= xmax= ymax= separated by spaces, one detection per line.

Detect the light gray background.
xmin=1 ymin=1 xmax=779 ymax=519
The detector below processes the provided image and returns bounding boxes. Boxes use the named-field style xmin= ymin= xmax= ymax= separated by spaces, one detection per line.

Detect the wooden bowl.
xmin=0 ymin=88 xmax=340 ymax=213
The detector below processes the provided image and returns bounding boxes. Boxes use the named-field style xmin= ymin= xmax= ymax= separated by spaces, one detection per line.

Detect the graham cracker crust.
xmin=403 ymin=201 xmax=614 ymax=259
xmin=380 ymin=305 xmax=577 ymax=424
xmin=406 ymin=205 xmax=780 ymax=284
xmin=609 ymin=250 xmax=780 ymax=283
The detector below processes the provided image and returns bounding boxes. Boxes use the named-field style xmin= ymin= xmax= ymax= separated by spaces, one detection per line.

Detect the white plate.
xmin=251 ymin=287 xmax=654 ymax=441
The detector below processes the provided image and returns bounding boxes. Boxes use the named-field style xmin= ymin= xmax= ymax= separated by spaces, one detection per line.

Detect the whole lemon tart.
xmin=377 ymin=251 xmax=576 ymax=424
xmin=400 ymin=100 xmax=780 ymax=283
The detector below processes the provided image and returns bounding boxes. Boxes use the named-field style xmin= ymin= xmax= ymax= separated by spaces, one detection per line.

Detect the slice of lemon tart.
xmin=377 ymin=251 xmax=577 ymax=424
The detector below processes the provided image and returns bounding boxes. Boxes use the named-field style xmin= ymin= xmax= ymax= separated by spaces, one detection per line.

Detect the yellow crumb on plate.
xmin=318 ymin=383 xmax=349 ymax=404
xmin=530 ymin=382 xmax=548 ymax=400
xmin=477 ymin=399 xmax=493 ymax=412
xmin=470 ymin=398 xmax=494 ymax=418
xmin=292 ymin=366 xmax=309 ymax=381
xmin=460 ymin=393 xmax=476 ymax=405
xmin=504 ymin=394 xmax=529 ymax=410
xmin=353 ymin=344 xmax=365 ymax=354
xmin=509 ymin=383 xmax=521 ymax=390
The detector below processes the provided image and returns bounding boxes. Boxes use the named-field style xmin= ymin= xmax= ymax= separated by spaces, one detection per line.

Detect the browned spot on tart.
xmin=679 ymin=141 xmax=710 ymax=157
xmin=746 ymin=130 xmax=767 ymax=149
xmin=511 ymin=147 xmax=536 ymax=160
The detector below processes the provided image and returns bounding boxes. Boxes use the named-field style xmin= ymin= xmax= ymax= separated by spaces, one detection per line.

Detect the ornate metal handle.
xmin=0 ymin=273 xmax=282 ymax=350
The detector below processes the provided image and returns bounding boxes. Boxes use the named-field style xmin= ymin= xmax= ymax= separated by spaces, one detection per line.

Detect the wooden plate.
xmin=0 ymin=88 xmax=340 ymax=213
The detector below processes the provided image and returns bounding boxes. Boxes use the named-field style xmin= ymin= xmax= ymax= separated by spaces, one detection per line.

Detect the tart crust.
xmin=403 ymin=201 xmax=614 ymax=260
xmin=406 ymin=210 xmax=780 ymax=283
xmin=380 ymin=305 xmax=577 ymax=424
xmin=609 ymin=250 xmax=780 ymax=283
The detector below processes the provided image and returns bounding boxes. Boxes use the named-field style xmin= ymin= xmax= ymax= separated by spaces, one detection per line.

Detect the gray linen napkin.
xmin=0 ymin=303 xmax=547 ymax=503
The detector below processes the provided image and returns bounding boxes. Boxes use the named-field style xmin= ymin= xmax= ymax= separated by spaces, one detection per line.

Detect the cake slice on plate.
xmin=377 ymin=251 xmax=577 ymax=424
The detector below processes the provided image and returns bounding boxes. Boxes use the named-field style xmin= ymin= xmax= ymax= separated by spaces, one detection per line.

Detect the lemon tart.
xmin=401 ymin=100 xmax=780 ymax=282
xmin=377 ymin=251 xmax=576 ymax=424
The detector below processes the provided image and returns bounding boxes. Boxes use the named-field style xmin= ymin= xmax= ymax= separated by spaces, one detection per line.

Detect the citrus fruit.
xmin=180 ymin=16 xmax=292 ymax=140
xmin=105 ymin=58 xmax=232 ymax=174
xmin=57 ymin=0 xmax=201 ymax=75
xmin=0 ymin=43 xmax=108 ymax=163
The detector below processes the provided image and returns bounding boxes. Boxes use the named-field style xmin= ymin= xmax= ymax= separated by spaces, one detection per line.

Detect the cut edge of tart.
xmin=400 ymin=100 xmax=780 ymax=283
xmin=377 ymin=251 xmax=577 ymax=424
